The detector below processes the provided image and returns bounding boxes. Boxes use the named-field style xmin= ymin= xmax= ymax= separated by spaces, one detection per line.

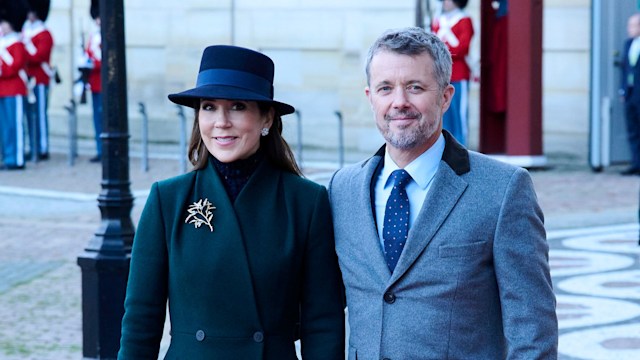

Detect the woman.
xmin=118 ymin=45 xmax=345 ymax=359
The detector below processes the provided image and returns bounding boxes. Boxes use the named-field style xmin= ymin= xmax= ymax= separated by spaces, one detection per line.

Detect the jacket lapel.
xmin=187 ymin=161 xmax=262 ymax=326
xmin=355 ymin=153 xmax=394 ymax=282
xmin=388 ymin=132 xmax=470 ymax=284
xmin=389 ymin=163 xmax=467 ymax=284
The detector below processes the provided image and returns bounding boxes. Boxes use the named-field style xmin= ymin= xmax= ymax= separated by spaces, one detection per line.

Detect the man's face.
xmin=366 ymin=50 xmax=453 ymax=163
xmin=0 ymin=21 xmax=11 ymax=36
xmin=27 ymin=11 xmax=38 ymax=23
xmin=442 ymin=0 xmax=457 ymax=12
xmin=628 ymin=15 xmax=640 ymax=38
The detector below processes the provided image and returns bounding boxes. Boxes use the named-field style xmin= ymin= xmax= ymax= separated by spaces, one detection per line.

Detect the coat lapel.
xmin=356 ymin=154 xmax=394 ymax=282
xmin=388 ymin=132 xmax=470 ymax=284
xmin=389 ymin=163 xmax=467 ymax=284
xmin=186 ymin=160 xmax=262 ymax=327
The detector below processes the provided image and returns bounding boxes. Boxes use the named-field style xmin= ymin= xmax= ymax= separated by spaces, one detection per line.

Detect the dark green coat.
xmin=118 ymin=159 xmax=345 ymax=359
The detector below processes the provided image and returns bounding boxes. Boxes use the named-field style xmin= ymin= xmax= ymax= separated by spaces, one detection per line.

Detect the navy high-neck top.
xmin=210 ymin=150 xmax=264 ymax=202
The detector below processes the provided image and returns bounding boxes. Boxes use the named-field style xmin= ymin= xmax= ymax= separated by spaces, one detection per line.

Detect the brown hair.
xmin=187 ymin=101 xmax=302 ymax=176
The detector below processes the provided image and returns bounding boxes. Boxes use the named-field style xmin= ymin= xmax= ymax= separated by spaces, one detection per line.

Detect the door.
xmin=590 ymin=0 xmax=638 ymax=170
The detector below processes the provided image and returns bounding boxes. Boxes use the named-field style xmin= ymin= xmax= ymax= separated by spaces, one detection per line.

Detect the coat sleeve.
xmin=493 ymin=168 xmax=558 ymax=359
xmin=449 ymin=17 xmax=474 ymax=61
xmin=0 ymin=43 xmax=26 ymax=77
xmin=300 ymin=186 xmax=346 ymax=360
xmin=25 ymin=31 xmax=53 ymax=64
xmin=119 ymin=183 xmax=169 ymax=359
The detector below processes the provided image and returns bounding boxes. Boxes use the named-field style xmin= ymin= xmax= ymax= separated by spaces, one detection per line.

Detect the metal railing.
xmin=63 ymin=100 xmax=345 ymax=172
xmin=64 ymin=99 xmax=78 ymax=166
xmin=334 ymin=110 xmax=344 ymax=169
xmin=176 ymin=105 xmax=188 ymax=174
xmin=138 ymin=102 xmax=149 ymax=172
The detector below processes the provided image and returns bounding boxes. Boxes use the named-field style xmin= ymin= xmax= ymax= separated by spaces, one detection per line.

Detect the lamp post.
xmin=76 ymin=0 xmax=134 ymax=358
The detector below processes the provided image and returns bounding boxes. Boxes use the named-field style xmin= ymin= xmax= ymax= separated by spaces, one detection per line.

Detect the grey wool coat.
xmin=328 ymin=131 xmax=558 ymax=360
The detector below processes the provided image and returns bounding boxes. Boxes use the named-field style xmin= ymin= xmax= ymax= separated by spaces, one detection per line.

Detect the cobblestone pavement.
xmin=0 ymin=149 xmax=639 ymax=359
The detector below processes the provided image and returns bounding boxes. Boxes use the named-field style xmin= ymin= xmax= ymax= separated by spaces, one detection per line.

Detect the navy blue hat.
xmin=168 ymin=45 xmax=295 ymax=116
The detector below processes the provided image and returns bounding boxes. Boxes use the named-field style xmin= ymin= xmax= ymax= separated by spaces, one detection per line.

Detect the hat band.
xmin=196 ymin=69 xmax=273 ymax=98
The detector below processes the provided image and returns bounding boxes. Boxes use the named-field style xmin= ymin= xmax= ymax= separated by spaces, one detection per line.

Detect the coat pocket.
xmin=439 ymin=241 xmax=487 ymax=258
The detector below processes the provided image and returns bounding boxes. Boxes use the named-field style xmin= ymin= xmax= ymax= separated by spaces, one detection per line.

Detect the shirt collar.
xmin=381 ymin=133 xmax=446 ymax=190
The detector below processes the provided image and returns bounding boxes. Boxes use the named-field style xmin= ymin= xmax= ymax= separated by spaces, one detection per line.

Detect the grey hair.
xmin=365 ymin=27 xmax=452 ymax=91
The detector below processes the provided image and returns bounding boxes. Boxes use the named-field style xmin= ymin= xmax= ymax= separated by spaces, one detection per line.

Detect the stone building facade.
xmin=44 ymin=0 xmax=590 ymax=160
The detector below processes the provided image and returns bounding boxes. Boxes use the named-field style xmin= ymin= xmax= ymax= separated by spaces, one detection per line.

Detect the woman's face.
xmin=198 ymin=99 xmax=273 ymax=163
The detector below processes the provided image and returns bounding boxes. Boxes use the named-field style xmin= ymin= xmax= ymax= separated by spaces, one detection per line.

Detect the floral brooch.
xmin=185 ymin=198 xmax=216 ymax=232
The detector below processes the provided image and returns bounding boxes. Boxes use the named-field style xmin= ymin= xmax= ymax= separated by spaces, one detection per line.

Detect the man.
xmin=620 ymin=13 xmax=640 ymax=175
xmin=432 ymin=0 xmax=474 ymax=146
xmin=0 ymin=16 xmax=27 ymax=170
xmin=22 ymin=5 xmax=54 ymax=160
xmin=328 ymin=27 xmax=557 ymax=359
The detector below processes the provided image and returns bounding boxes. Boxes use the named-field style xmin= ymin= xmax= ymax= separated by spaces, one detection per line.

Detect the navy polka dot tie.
xmin=383 ymin=169 xmax=412 ymax=272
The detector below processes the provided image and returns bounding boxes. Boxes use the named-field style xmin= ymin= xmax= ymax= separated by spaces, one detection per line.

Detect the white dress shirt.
xmin=375 ymin=133 xmax=446 ymax=250
xmin=630 ymin=37 xmax=640 ymax=67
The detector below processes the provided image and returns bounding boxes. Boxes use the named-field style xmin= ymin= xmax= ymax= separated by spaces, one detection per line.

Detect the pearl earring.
xmin=261 ymin=128 xmax=269 ymax=136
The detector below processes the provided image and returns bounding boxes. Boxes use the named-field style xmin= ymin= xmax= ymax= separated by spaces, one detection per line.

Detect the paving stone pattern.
xmin=0 ymin=151 xmax=639 ymax=359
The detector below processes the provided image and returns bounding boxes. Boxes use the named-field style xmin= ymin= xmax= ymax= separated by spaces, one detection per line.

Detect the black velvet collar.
xmin=210 ymin=149 xmax=265 ymax=202
xmin=372 ymin=130 xmax=470 ymax=175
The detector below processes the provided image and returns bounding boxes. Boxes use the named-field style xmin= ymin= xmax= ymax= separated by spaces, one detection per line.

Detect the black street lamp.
xmin=76 ymin=0 xmax=134 ymax=358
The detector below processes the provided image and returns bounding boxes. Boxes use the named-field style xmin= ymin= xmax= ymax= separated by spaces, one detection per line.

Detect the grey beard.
xmin=378 ymin=116 xmax=439 ymax=150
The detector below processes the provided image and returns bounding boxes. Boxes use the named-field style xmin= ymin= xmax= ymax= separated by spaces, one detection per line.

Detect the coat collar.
xmin=365 ymin=130 xmax=470 ymax=283
xmin=370 ymin=130 xmax=470 ymax=175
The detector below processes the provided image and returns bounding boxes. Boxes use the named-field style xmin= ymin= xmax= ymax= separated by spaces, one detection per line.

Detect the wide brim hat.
xmin=168 ymin=45 xmax=295 ymax=116
xmin=0 ymin=0 xmax=29 ymax=32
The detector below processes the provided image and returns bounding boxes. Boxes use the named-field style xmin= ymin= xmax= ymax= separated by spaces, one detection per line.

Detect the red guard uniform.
xmin=23 ymin=19 xmax=54 ymax=158
xmin=0 ymin=31 xmax=28 ymax=168
xmin=432 ymin=10 xmax=474 ymax=82
xmin=85 ymin=27 xmax=103 ymax=159
xmin=432 ymin=9 xmax=475 ymax=146
xmin=86 ymin=29 xmax=101 ymax=93
xmin=0 ymin=32 xmax=27 ymax=97
xmin=23 ymin=20 xmax=53 ymax=85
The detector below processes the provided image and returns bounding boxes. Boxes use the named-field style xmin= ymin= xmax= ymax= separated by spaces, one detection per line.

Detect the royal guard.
xmin=432 ymin=0 xmax=475 ymax=146
xmin=0 ymin=0 xmax=29 ymax=170
xmin=85 ymin=0 xmax=102 ymax=162
xmin=22 ymin=0 xmax=53 ymax=160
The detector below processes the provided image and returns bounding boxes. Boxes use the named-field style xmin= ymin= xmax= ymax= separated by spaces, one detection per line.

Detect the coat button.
xmin=195 ymin=330 xmax=205 ymax=341
xmin=253 ymin=331 xmax=264 ymax=343
xmin=384 ymin=292 xmax=396 ymax=304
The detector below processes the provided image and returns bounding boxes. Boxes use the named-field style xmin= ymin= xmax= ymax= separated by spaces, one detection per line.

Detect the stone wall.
xmin=43 ymin=0 xmax=591 ymax=159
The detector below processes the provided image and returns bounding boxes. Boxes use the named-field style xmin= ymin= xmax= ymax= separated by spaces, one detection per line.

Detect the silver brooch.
xmin=185 ymin=198 xmax=216 ymax=232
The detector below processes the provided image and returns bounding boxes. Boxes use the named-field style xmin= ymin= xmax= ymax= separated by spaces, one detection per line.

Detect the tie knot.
xmin=391 ymin=169 xmax=412 ymax=189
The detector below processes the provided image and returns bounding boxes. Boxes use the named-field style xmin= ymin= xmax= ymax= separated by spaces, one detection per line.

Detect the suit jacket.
xmin=119 ymin=158 xmax=345 ymax=360
xmin=621 ymin=37 xmax=640 ymax=102
xmin=328 ymin=132 xmax=557 ymax=359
